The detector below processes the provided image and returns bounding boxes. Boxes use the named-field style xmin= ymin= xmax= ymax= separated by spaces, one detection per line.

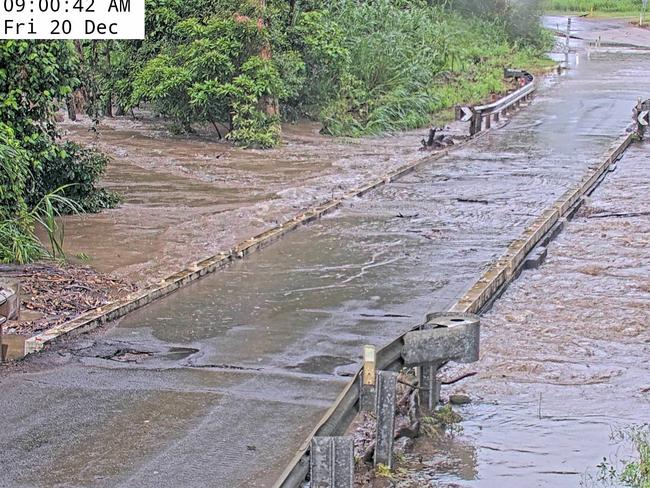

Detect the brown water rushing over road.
xmin=401 ymin=143 xmax=650 ymax=488
xmin=60 ymin=118 xmax=440 ymax=286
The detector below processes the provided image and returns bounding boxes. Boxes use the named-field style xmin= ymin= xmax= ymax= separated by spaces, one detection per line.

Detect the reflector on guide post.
xmin=459 ymin=106 xmax=473 ymax=122
xmin=639 ymin=110 xmax=649 ymax=126
xmin=362 ymin=345 xmax=376 ymax=385
xmin=360 ymin=345 xmax=377 ymax=412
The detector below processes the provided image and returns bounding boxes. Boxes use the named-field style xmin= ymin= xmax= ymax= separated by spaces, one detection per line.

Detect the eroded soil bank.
xmin=394 ymin=141 xmax=650 ymax=488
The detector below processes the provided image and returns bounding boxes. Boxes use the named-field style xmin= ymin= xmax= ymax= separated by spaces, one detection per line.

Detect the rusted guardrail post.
xmin=418 ymin=362 xmax=441 ymax=412
xmin=310 ymin=436 xmax=354 ymax=488
xmin=470 ymin=112 xmax=482 ymax=136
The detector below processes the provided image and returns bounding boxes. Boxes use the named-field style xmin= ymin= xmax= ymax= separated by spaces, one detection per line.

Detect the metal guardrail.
xmin=634 ymin=98 xmax=650 ymax=139
xmin=468 ymin=71 xmax=536 ymax=135
xmin=275 ymin=330 xmax=406 ymax=487
xmin=275 ymin=315 xmax=480 ymax=487
xmin=276 ymin=73 xmax=541 ymax=488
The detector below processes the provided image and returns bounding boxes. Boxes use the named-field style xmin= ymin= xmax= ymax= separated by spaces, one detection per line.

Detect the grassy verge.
xmin=546 ymin=9 xmax=641 ymax=17
xmin=545 ymin=0 xmax=644 ymax=15
xmin=317 ymin=1 xmax=554 ymax=137
xmin=431 ymin=52 xmax=555 ymax=126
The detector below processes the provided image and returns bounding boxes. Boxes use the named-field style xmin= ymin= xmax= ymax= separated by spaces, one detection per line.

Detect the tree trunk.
xmin=104 ymin=42 xmax=113 ymax=117
xmin=66 ymin=95 xmax=77 ymax=121
xmin=256 ymin=0 xmax=279 ymax=118
xmin=71 ymin=40 xmax=89 ymax=116
xmin=210 ymin=118 xmax=223 ymax=139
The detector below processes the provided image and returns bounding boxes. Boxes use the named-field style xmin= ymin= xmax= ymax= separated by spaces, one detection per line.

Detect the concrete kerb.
xmin=450 ymin=131 xmax=634 ymax=315
xmin=274 ymin=129 xmax=637 ymax=488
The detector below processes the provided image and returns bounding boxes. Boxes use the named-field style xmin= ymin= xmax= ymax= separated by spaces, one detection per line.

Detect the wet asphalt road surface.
xmin=2 ymin=24 xmax=650 ymax=488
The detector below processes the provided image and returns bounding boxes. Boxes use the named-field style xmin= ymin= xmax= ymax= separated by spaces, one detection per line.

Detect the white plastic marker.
xmin=1 ymin=0 xmax=144 ymax=39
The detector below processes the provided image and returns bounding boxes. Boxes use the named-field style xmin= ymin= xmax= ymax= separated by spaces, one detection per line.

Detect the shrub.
xmin=0 ymin=189 xmax=80 ymax=264
xmin=0 ymin=123 xmax=29 ymax=220
xmin=28 ymin=142 xmax=120 ymax=213
xmin=0 ymin=40 xmax=118 ymax=263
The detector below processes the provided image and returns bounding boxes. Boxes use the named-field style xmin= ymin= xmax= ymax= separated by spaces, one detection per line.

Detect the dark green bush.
xmin=66 ymin=0 xmax=553 ymax=144
xmin=0 ymin=123 xmax=29 ymax=220
xmin=28 ymin=142 xmax=120 ymax=213
xmin=1 ymin=40 xmax=118 ymax=263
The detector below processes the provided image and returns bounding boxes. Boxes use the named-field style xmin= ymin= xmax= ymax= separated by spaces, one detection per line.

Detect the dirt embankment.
xmin=1 ymin=264 xmax=135 ymax=337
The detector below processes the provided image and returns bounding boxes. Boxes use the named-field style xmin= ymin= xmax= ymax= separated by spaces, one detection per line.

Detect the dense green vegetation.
xmin=79 ymin=0 xmax=552 ymax=144
xmin=590 ymin=425 xmax=650 ymax=488
xmin=0 ymin=40 xmax=117 ymax=263
xmin=1 ymin=0 xmax=551 ymax=263
xmin=545 ymin=0 xmax=643 ymax=13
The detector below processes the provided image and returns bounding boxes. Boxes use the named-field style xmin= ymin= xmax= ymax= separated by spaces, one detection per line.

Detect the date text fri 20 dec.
xmin=2 ymin=0 xmax=131 ymax=36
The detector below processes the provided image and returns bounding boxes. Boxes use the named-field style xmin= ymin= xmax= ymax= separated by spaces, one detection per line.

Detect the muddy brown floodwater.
xmin=60 ymin=116 xmax=446 ymax=286
xmin=399 ymin=141 xmax=650 ymax=488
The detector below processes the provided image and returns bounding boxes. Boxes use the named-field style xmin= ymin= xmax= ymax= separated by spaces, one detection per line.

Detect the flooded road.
xmin=1 ymin=18 xmax=649 ymax=488
xmin=408 ymin=140 xmax=650 ymax=488
xmin=544 ymin=14 xmax=650 ymax=48
xmin=60 ymin=118 xmax=435 ymax=285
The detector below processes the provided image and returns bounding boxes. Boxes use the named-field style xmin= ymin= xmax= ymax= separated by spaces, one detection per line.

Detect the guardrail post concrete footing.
xmin=310 ymin=436 xmax=354 ymax=488
xmin=374 ymin=371 xmax=397 ymax=469
xmin=418 ymin=364 xmax=440 ymax=412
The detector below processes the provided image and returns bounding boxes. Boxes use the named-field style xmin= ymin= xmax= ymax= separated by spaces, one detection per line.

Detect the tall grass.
xmin=545 ymin=0 xmax=643 ymax=12
xmin=0 ymin=188 xmax=80 ymax=264
xmin=318 ymin=0 xmax=552 ymax=136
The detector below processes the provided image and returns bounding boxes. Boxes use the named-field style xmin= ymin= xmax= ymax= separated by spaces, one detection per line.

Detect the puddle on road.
xmin=71 ymin=340 xmax=200 ymax=366
xmin=286 ymin=354 xmax=356 ymax=376
xmin=399 ymin=143 xmax=650 ymax=488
